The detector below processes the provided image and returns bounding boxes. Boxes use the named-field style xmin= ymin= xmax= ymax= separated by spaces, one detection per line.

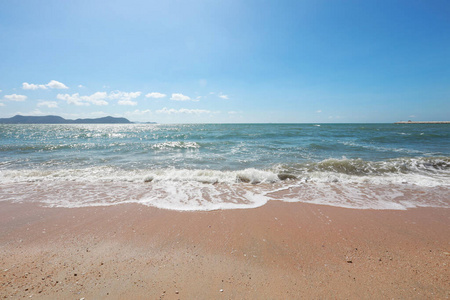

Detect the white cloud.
xmin=57 ymin=92 xmax=108 ymax=106
xmin=85 ymin=92 xmax=109 ymax=105
xmin=37 ymin=101 xmax=58 ymax=108
xmin=316 ymin=110 xmax=322 ymax=113
xmin=23 ymin=82 xmax=47 ymax=90
xmin=23 ymin=80 xmax=68 ymax=90
xmin=4 ymin=94 xmax=27 ymax=101
xmin=47 ymin=80 xmax=68 ymax=89
xmin=109 ymin=91 xmax=141 ymax=100
xmin=156 ymin=108 xmax=178 ymax=114
xmin=125 ymin=109 xmax=152 ymax=116
xmin=57 ymin=93 xmax=89 ymax=106
xmin=170 ymin=93 xmax=191 ymax=101
xmin=219 ymin=94 xmax=229 ymax=100
xmin=118 ymin=100 xmax=138 ymax=106
xmin=156 ymin=107 xmax=212 ymax=114
xmin=57 ymin=91 xmax=141 ymax=106
xmin=146 ymin=92 xmax=166 ymax=99
xmin=0 ymin=103 xmax=5 ymax=107
xmin=109 ymin=91 xmax=141 ymax=105
xmin=78 ymin=85 xmax=84 ymax=88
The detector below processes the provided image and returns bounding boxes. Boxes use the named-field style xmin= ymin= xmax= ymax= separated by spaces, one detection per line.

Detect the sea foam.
xmin=0 ymin=164 xmax=448 ymax=211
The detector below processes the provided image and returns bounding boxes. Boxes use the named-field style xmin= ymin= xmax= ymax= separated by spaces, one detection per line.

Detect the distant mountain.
xmin=71 ymin=116 xmax=131 ymax=124
xmin=0 ymin=115 xmax=132 ymax=124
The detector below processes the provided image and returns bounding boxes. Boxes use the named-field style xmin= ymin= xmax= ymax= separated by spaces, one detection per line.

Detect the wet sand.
xmin=0 ymin=201 xmax=449 ymax=299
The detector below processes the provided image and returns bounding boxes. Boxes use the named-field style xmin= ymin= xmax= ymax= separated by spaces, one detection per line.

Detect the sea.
xmin=0 ymin=123 xmax=449 ymax=211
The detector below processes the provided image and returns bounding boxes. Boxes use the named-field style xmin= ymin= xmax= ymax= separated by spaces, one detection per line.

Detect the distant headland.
xmin=395 ymin=121 xmax=450 ymax=124
xmin=0 ymin=115 xmax=133 ymax=124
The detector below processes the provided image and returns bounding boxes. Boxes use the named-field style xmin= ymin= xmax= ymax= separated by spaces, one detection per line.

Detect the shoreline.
xmin=1 ymin=201 xmax=449 ymax=299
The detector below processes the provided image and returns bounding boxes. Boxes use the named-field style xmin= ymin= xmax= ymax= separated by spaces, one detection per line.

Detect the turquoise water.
xmin=0 ymin=123 xmax=449 ymax=210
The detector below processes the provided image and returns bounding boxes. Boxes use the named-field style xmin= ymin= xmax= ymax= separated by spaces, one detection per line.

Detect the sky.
xmin=0 ymin=0 xmax=449 ymax=123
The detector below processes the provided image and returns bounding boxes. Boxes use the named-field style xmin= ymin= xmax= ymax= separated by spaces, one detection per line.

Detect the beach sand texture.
xmin=1 ymin=201 xmax=449 ymax=299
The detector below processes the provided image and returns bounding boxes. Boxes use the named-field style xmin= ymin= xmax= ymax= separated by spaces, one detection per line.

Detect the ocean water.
xmin=0 ymin=123 xmax=449 ymax=210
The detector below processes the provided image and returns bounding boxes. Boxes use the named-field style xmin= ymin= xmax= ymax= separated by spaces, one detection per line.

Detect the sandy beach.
xmin=1 ymin=201 xmax=449 ymax=299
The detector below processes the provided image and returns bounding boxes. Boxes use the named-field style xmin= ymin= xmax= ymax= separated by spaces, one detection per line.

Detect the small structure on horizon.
xmin=395 ymin=121 xmax=450 ymax=124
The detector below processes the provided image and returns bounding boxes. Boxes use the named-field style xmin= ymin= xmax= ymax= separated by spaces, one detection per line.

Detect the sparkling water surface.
xmin=1 ymin=123 xmax=448 ymax=170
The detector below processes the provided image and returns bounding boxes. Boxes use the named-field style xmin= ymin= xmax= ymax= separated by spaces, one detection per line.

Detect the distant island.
xmin=0 ymin=115 xmax=132 ymax=124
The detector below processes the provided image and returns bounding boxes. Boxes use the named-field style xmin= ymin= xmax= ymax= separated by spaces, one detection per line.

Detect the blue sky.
xmin=0 ymin=0 xmax=449 ymax=123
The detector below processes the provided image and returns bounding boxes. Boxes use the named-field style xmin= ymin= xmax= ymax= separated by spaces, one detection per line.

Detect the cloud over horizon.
xmin=37 ymin=101 xmax=58 ymax=108
xmin=170 ymin=93 xmax=192 ymax=101
xmin=57 ymin=92 xmax=108 ymax=106
xmin=146 ymin=92 xmax=166 ymax=99
xmin=57 ymin=91 xmax=141 ymax=106
xmin=125 ymin=109 xmax=152 ymax=116
xmin=23 ymin=80 xmax=68 ymax=90
xmin=4 ymin=94 xmax=27 ymax=102
xmin=109 ymin=91 xmax=141 ymax=106
xmin=156 ymin=107 xmax=212 ymax=114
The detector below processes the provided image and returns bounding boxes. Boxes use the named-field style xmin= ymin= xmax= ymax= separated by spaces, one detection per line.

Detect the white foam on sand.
xmin=0 ymin=175 xmax=448 ymax=211
xmin=0 ymin=161 xmax=448 ymax=211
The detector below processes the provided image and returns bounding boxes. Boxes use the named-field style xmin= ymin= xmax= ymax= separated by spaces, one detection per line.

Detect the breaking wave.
xmin=0 ymin=157 xmax=448 ymax=211
xmin=1 ymin=157 xmax=449 ymax=186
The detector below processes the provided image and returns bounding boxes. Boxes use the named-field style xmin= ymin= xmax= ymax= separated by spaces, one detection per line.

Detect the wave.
xmin=283 ymin=157 xmax=450 ymax=176
xmin=1 ymin=157 xmax=449 ymax=187
xmin=1 ymin=172 xmax=448 ymax=211
xmin=1 ymin=156 xmax=448 ymax=212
